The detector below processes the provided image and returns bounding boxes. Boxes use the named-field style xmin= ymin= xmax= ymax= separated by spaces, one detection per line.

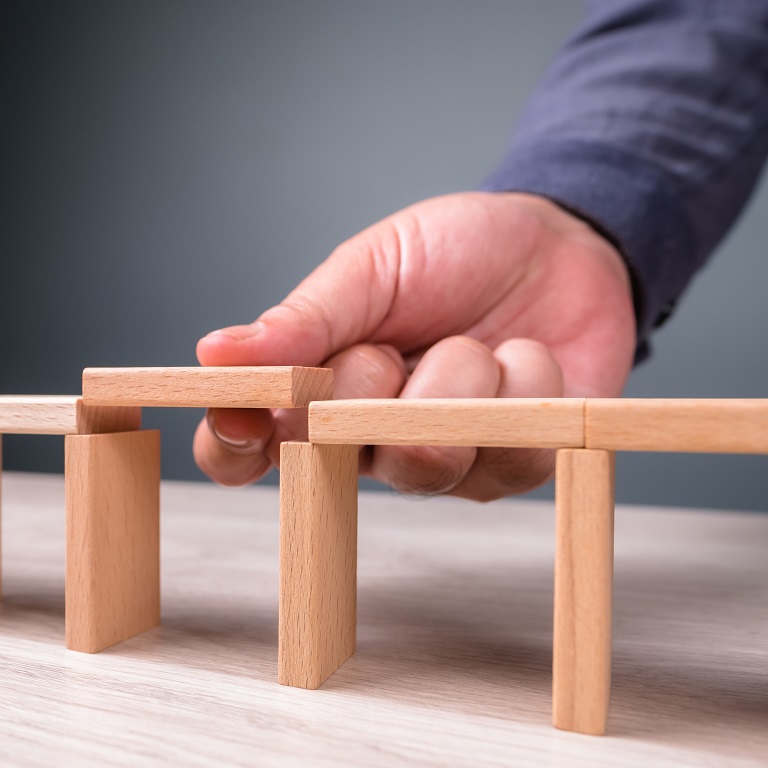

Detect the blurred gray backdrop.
xmin=2 ymin=1 xmax=766 ymax=510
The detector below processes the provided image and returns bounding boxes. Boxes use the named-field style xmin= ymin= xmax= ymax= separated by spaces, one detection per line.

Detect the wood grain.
xmin=586 ymin=399 xmax=768 ymax=453
xmin=279 ymin=441 xmax=357 ymax=689
xmin=553 ymin=448 xmax=615 ymax=735
xmin=1 ymin=473 xmax=767 ymax=766
xmin=65 ymin=430 xmax=161 ymax=653
xmin=82 ymin=366 xmax=333 ymax=408
xmin=309 ymin=398 xmax=585 ymax=447
xmin=0 ymin=395 xmax=140 ymax=435
xmin=76 ymin=399 xmax=142 ymax=434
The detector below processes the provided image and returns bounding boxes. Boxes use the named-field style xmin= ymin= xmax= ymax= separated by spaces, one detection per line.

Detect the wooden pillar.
xmin=278 ymin=441 xmax=357 ymax=689
xmin=0 ymin=435 xmax=3 ymax=597
xmin=65 ymin=430 xmax=161 ymax=653
xmin=553 ymin=448 xmax=615 ymax=735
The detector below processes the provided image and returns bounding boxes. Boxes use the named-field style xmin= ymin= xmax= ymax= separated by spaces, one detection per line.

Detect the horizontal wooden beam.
xmin=309 ymin=398 xmax=585 ymax=448
xmin=585 ymin=399 xmax=768 ymax=453
xmin=82 ymin=366 xmax=333 ymax=409
xmin=0 ymin=396 xmax=140 ymax=435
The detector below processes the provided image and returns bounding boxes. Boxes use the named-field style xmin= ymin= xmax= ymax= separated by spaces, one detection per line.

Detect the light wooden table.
xmin=0 ymin=472 xmax=765 ymax=767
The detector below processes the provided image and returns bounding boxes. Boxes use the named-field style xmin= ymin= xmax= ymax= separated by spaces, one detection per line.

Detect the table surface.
xmin=0 ymin=472 xmax=765 ymax=768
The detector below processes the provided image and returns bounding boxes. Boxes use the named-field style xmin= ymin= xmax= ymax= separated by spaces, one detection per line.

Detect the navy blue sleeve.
xmin=481 ymin=0 xmax=768 ymax=362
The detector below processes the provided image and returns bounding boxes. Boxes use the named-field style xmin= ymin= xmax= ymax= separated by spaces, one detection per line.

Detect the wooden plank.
xmin=586 ymin=398 xmax=768 ymax=453
xmin=82 ymin=366 xmax=333 ymax=408
xmin=309 ymin=398 xmax=585 ymax=448
xmin=553 ymin=448 xmax=615 ymax=736
xmin=0 ymin=396 xmax=77 ymax=434
xmin=279 ymin=441 xmax=357 ymax=689
xmin=65 ymin=430 xmax=161 ymax=653
xmin=0 ymin=396 xmax=140 ymax=435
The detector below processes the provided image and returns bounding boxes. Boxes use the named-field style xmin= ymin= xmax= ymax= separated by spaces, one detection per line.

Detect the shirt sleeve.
xmin=480 ymin=0 xmax=768 ymax=362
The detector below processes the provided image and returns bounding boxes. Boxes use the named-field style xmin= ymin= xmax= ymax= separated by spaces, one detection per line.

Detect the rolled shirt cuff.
xmin=479 ymin=139 xmax=698 ymax=363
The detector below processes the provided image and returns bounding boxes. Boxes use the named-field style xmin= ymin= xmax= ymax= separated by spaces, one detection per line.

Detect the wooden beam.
xmin=553 ymin=448 xmax=615 ymax=736
xmin=65 ymin=430 xmax=161 ymax=653
xmin=279 ymin=441 xmax=357 ymax=689
xmin=586 ymin=398 xmax=768 ymax=453
xmin=309 ymin=398 xmax=585 ymax=448
xmin=82 ymin=366 xmax=333 ymax=408
xmin=0 ymin=396 xmax=140 ymax=435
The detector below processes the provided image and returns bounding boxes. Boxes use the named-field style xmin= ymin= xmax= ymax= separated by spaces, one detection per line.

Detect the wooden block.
xmin=65 ymin=430 xmax=161 ymax=653
xmin=75 ymin=399 xmax=142 ymax=434
xmin=0 ymin=396 xmax=140 ymax=435
xmin=586 ymin=398 xmax=768 ymax=453
xmin=82 ymin=366 xmax=333 ymax=408
xmin=0 ymin=435 xmax=2 ymax=596
xmin=309 ymin=398 xmax=585 ymax=448
xmin=553 ymin=448 xmax=615 ymax=736
xmin=278 ymin=441 xmax=357 ymax=689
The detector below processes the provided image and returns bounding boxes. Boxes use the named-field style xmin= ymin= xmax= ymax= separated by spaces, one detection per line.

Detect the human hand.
xmin=194 ymin=192 xmax=636 ymax=500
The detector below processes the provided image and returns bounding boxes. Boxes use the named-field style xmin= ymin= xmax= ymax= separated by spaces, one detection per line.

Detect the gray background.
xmin=2 ymin=1 xmax=766 ymax=511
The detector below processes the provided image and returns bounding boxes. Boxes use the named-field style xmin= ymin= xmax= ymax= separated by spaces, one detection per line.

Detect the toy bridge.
xmin=1 ymin=366 xmax=766 ymax=736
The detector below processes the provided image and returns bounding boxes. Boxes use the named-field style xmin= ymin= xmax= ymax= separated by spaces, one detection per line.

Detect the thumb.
xmin=197 ymin=218 xmax=405 ymax=367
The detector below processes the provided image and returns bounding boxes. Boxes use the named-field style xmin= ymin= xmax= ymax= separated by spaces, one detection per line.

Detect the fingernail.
xmin=207 ymin=412 xmax=264 ymax=455
xmin=204 ymin=322 xmax=264 ymax=342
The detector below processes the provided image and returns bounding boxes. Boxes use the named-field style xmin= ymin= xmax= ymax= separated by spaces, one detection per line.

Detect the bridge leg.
xmin=0 ymin=436 xmax=3 ymax=597
xmin=553 ymin=448 xmax=615 ymax=735
xmin=65 ymin=430 xmax=161 ymax=653
xmin=279 ymin=441 xmax=357 ymax=689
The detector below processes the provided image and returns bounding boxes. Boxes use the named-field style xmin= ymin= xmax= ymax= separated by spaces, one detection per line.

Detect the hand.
xmin=193 ymin=192 xmax=636 ymax=500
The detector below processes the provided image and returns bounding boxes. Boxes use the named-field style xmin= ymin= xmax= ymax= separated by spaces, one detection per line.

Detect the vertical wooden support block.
xmin=553 ymin=448 xmax=615 ymax=735
xmin=278 ymin=441 xmax=358 ymax=689
xmin=0 ymin=435 xmax=3 ymax=597
xmin=65 ymin=430 xmax=161 ymax=653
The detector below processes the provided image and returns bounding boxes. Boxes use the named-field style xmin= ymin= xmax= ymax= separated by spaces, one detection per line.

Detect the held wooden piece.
xmin=65 ymin=430 xmax=161 ymax=653
xmin=553 ymin=449 xmax=615 ymax=736
xmin=0 ymin=396 xmax=140 ymax=435
xmin=279 ymin=441 xmax=358 ymax=689
xmin=310 ymin=398 xmax=585 ymax=448
xmin=82 ymin=367 xmax=333 ymax=408
xmin=586 ymin=399 xmax=768 ymax=453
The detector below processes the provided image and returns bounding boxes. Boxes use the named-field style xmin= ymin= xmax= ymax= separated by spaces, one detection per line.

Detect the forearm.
xmin=482 ymin=0 xmax=768 ymax=361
